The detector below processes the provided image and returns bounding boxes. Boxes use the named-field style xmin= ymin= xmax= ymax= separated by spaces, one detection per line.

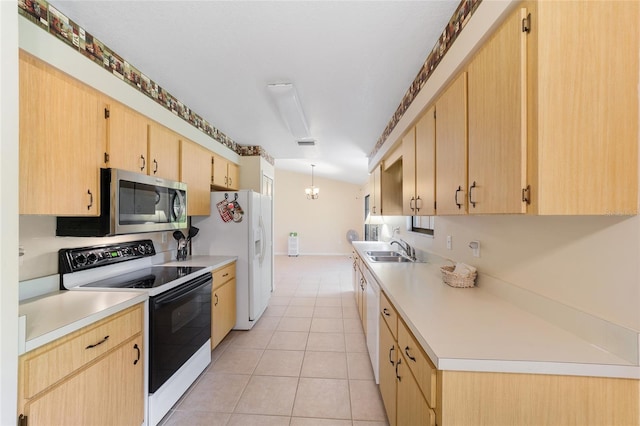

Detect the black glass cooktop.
xmin=81 ymin=266 xmax=205 ymax=289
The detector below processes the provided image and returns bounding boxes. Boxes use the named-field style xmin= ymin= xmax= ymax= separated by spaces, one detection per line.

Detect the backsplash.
xmin=18 ymin=0 xmax=274 ymax=165
xmin=18 ymin=215 xmax=180 ymax=282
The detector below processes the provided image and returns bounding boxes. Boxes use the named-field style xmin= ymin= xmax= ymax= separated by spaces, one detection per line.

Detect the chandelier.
xmin=305 ymin=164 xmax=319 ymax=200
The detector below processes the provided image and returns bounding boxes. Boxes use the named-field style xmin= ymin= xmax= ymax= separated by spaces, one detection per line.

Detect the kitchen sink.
xmin=365 ymin=250 xmax=403 ymax=257
xmin=368 ymin=255 xmax=414 ymax=263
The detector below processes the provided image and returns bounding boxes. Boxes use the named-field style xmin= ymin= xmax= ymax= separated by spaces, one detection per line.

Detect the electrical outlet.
xmin=469 ymin=240 xmax=480 ymax=257
xmin=446 ymin=235 xmax=452 ymax=250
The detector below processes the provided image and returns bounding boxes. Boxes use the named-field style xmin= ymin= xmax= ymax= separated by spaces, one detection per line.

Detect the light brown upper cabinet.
xmin=147 ymin=122 xmax=180 ymax=182
xmin=402 ymin=106 xmax=436 ymax=216
xmin=211 ymin=153 xmax=239 ymax=190
xmin=369 ymin=164 xmax=382 ymax=215
xmin=19 ymin=50 xmax=105 ymax=216
xmin=467 ymin=6 xmax=526 ymax=215
xmin=435 ymin=73 xmax=468 ymax=215
xmin=525 ymin=1 xmax=638 ymax=215
xmin=180 ymin=139 xmax=213 ymax=216
xmin=105 ymin=102 xmax=149 ymax=174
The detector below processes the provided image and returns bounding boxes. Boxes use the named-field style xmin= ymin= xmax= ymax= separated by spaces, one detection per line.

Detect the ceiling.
xmin=48 ymin=1 xmax=460 ymax=185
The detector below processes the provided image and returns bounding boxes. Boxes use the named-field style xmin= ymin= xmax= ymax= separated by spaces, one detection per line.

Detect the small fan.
xmin=346 ymin=229 xmax=359 ymax=243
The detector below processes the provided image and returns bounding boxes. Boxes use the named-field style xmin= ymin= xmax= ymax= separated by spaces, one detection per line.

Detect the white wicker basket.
xmin=440 ymin=265 xmax=476 ymax=288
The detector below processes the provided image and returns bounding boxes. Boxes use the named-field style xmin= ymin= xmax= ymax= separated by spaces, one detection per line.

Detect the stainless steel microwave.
xmin=57 ymin=168 xmax=187 ymax=237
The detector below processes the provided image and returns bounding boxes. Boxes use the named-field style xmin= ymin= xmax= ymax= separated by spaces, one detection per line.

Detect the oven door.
xmin=149 ymin=273 xmax=212 ymax=393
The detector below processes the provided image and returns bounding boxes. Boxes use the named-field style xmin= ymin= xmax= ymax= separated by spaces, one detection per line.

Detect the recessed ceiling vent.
xmin=297 ymin=140 xmax=316 ymax=147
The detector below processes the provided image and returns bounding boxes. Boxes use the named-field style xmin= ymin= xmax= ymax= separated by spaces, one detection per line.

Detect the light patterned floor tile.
xmin=310 ymin=318 xmax=345 ymax=333
xmin=227 ymin=414 xmax=291 ymax=426
xmin=211 ymin=347 xmax=263 ymax=375
xmin=254 ymin=349 xmax=304 ymax=377
xmin=267 ymin=331 xmax=309 ymax=351
xmin=301 ymin=351 xmax=348 ymax=379
xmin=292 ymin=377 xmax=351 ymax=419
xmin=234 ymin=375 xmax=299 ymax=416
xmin=349 ymin=379 xmax=388 ymax=421
xmin=306 ymin=332 xmax=346 ymax=352
xmin=176 ymin=372 xmax=250 ymax=413
xmin=277 ymin=316 xmax=312 ymax=332
xmin=160 ymin=410 xmax=230 ymax=426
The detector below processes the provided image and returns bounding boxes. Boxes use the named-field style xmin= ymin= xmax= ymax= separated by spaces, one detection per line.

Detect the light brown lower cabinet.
xmin=396 ymin=353 xmax=436 ymax=426
xmin=211 ymin=262 xmax=237 ymax=349
xmin=18 ymin=304 xmax=144 ymax=426
xmin=378 ymin=290 xmax=640 ymax=426
xmin=378 ymin=316 xmax=397 ymax=426
xmin=379 ymin=293 xmax=435 ymax=426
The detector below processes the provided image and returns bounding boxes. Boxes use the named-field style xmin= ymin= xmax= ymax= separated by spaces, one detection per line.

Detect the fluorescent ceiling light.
xmin=267 ymin=83 xmax=310 ymax=139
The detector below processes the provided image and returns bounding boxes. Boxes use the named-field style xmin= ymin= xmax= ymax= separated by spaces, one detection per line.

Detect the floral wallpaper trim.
xmin=18 ymin=0 xmax=274 ymax=165
xmin=370 ymin=0 xmax=483 ymax=159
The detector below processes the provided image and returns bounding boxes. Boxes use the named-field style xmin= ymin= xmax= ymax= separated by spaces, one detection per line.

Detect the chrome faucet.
xmin=390 ymin=239 xmax=415 ymax=261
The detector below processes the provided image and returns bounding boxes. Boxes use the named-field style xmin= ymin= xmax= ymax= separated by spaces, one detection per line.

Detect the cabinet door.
xmin=148 ymin=123 xmax=180 ymax=181
xmin=19 ymin=51 xmax=105 ymax=216
xmin=180 ymin=139 xmax=212 ymax=216
xmin=467 ymin=7 xmax=527 ymax=214
xmin=212 ymin=279 xmax=236 ymax=349
xmin=227 ymin=162 xmax=240 ymax=190
xmin=436 ymin=72 xmax=468 ymax=215
xmin=211 ymin=153 xmax=229 ymax=188
xmin=531 ymin=1 xmax=638 ymax=215
xmin=379 ymin=319 xmax=397 ymax=426
xmin=370 ymin=165 xmax=382 ymax=215
xmin=402 ymin=127 xmax=417 ymax=216
xmin=414 ymin=107 xmax=436 ymax=216
xmin=106 ymin=102 xmax=148 ymax=174
xmin=22 ymin=336 xmax=144 ymax=426
xmin=396 ymin=354 xmax=436 ymax=426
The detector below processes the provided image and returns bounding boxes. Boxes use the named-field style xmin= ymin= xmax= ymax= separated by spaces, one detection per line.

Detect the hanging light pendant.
xmin=305 ymin=164 xmax=319 ymax=200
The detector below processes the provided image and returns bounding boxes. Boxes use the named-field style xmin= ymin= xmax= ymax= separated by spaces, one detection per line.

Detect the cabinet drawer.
xmin=398 ymin=319 xmax=437 ymax=409
xmin=21 ymin=304 xmax=143 ymax=399
xmin=380 ymin=291 xmax=398 ymax=339
xmin=213 ymin=262 xmax=236 ymax=290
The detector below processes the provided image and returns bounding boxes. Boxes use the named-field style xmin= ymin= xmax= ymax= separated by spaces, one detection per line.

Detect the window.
xmin=411 ymin=215 xmax=435 ymax=236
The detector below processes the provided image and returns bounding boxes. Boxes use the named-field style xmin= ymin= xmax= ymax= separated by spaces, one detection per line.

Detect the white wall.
xmin=1 ymin=1 xmax=20 ymax=424
xmin=274 ymin=168 xmax=363 ymax=256
xmin=383 ymin=215 xmax=640 ymax=332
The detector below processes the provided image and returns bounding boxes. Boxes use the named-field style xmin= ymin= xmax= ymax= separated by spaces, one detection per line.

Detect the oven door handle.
xmin=152 ymin=274 xmax=212 ymax=307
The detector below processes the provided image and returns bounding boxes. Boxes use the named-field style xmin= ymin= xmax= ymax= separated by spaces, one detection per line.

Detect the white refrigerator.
xmin=192 ymin=190 xmax=273 ymax=329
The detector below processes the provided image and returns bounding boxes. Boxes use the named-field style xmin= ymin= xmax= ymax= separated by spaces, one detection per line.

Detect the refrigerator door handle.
xmin=259 ymin=215 xmax=266 ymax=266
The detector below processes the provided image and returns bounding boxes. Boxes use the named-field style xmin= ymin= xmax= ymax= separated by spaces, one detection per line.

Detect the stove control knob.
xmin=144 ymin=243 xmax=154 ymax=254
xmin=74 ymin=254 xmax=87 ymax=266
xmin=137 ymin=244 xmax=145 ymax=254
xmin=122 ymin=247 xmax=132 ymax=256
xmin=87 ymin=253 xmax=98 ymax=264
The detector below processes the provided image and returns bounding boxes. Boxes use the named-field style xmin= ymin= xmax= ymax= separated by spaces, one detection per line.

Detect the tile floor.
xmin=159 ymin=255 xmax=389 ymax=426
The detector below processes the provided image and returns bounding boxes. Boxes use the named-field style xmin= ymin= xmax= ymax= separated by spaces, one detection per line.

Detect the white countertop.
xmin=18 ymin=255 xmax=236 ymax=355
xmin=352 ymin=241 xmax=639 ymax=379
xmin=18 ymin=290 xmax=148 ymax=355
